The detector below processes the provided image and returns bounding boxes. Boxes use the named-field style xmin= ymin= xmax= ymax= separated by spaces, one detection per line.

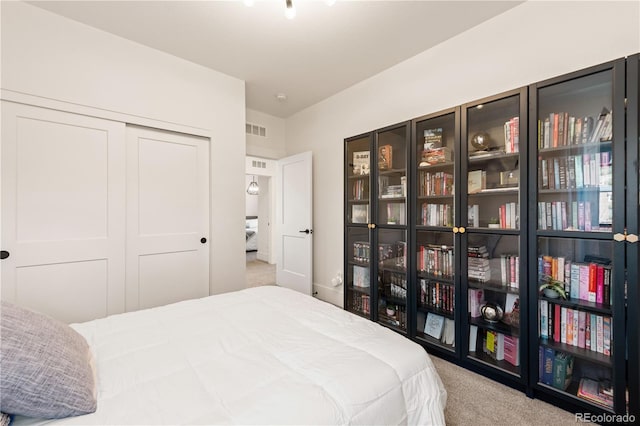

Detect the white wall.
xmin=1 ymin=2 xmax=247 ymax=295
xmin=246 ymin=108 xmax=287 ymax=159
xmin=285 ymin=1 xmax=640 ymax=306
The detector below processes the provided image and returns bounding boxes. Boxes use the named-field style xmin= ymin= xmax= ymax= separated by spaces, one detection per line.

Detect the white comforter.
xmin=15 ymin=286 xmax=446 ymax=425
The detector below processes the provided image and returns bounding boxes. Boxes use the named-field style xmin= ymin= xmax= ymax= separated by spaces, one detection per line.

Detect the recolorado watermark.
xmin=575 ymin=412 xmax=636 ymax=423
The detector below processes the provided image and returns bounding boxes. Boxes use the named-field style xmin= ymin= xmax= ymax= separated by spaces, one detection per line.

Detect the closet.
xmin=1 ymin=102 xmax=210 ymax=323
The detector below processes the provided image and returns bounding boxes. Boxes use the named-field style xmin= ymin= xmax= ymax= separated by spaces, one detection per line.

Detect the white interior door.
xmin=276 ymin=151 xmax=313 ymax=295
xmin=1 ymin=102 xmax=126 ymax=323
xmin=126 ymin=126 xmax=209 ymax=311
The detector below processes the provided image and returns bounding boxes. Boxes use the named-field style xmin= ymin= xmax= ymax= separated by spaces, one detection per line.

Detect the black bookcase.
xmin=343 ymin=54 xmax=639 ymax=419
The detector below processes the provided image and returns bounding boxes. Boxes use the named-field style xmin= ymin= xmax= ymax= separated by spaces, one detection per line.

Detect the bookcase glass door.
xmin=376 ymin=126 xmax=408 ymax=226
xmin=535 ymin=70 xmax=613 ymax=234
xmin=346 ymin=227 xmax=371 ymax=319
xmin=416 ymin=230 xmax=455 ymax=352
xmin=462 ymin=89 xmax=526 ymax=379
xmin=376 ymin=228 xmax=407 ymax=333
xmin=346 ymin=135 xmax=371 ymax=226
xmin=531 ymin=62 xmax=627 ymax=414
xmin=536 ymin=237 xmax=614 ymax=411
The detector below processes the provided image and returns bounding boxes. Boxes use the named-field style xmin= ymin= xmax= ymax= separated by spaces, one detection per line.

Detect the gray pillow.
xmin=0 ymin=301 xmax=97 ymax=418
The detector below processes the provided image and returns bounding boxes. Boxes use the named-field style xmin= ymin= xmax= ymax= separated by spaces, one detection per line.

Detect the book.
xmin=577 ymin=378 xmax=613 ymax=408
xmin=468 ymin=170 xmax=485 ymax=194
xmin=425 ymin=312 xmax=445 ymax=340
xmin=469 ymin=325 xmax=478 ymax=352
xmin=442 ymin=318 xmax=455 ymax=346
xmin=552 ymin=352 xmax=574 ymax=390
xmin=542 ymin=347 xmax=555 ymax=385
xmin=503 ymin=335 xmax=520 ymax=366
xmin=352 ymin=150 xmax=370 ymax=175
xmin=468 ymin=204 xmax=480 ymax=228
xmin=353 ymin=265 xmax=370 ymax=288
xmin=423 ymin=128 xmax=443 ymax=149
xmin=351 ymin=204 xmax=369 ymax=224
xmin=378 ymin=144 xmax=393 ymax=170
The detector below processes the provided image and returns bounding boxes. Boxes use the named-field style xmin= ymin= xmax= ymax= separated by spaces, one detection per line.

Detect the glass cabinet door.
xmin=531 ymin=61 xmax=626 ymax=414
xmin=346 ymin=227 xmax=372 ymax=318
xmin=462 ymin=89 xmax=527 ymax=379
xmin=344 ymin=133 xmax=372 ymax=317
xmin=346 ymin=135 xmax=372 ymax=226
xmin=413 ymin=110 xmax=458 ymax=353
xmin=375 ymin=123 xmax=409 ymax=334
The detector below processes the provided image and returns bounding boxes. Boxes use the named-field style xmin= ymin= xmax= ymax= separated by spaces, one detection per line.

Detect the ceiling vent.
xmin=246 ymin=122 xmax=267 ymax=137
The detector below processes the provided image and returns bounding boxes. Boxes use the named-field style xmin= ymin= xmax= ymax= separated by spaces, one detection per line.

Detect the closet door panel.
xmin=1 ymin=102 xmax=126 ymax=323
xmin=126 ymin=126 xmax=210 ymax=311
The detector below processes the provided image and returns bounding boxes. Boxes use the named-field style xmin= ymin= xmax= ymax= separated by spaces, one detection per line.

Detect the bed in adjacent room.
xmin=2 ymin=286 xmax=447 ymax=425
xmin=245 ymin=216 xmax=258 ymax=252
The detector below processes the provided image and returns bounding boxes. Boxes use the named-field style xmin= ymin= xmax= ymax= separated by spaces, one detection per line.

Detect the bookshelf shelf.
xmin=344 ymin=54 xmax=639 ymax=419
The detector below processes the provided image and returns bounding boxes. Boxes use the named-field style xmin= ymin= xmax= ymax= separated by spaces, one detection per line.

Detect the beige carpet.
xmin=430 ymin=355 xmax=593 ymax=425
xmin=246 ymin=252 xmax=276 ymax=287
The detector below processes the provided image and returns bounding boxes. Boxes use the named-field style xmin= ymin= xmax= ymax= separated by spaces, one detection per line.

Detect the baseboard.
xmin=313 ymin=283 xmax=343 ymax=308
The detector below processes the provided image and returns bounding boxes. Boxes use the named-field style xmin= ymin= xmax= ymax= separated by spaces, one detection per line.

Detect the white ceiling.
xmin=30 ymin=1 xmax=522 ymax=118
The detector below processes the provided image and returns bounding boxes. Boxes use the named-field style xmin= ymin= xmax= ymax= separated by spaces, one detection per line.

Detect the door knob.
xmin=200 ymin=238 xmax=207 ymax=244
xmin=0 ymin=250 xmax=9 ymax=260
xmin=299 ymin=229 xmax=313 ymax=234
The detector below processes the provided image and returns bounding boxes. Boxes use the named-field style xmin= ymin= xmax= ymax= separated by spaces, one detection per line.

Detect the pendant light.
xmin=247 ymin=176 xmax=259 ymax=195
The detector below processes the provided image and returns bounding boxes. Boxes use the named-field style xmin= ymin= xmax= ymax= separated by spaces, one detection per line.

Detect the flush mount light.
xmin=247 ymin=176 xmax=259 ymax=195
xmin=275 ymin=93 xmax=287 ymax=102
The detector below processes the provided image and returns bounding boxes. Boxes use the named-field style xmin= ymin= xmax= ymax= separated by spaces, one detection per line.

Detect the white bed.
xmin=12 ymin=286 xmax=447 ymax=425
xmin=246 ymin=216 xmax=258 ymax=252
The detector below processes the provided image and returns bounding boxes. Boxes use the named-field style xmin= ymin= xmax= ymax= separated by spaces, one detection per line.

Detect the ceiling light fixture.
xmin=275 ymin=93 xmax=287 ymax=102
xmin=285 ymin=0 xmax=296 ymax=19
xmin=247 ymin=176 xmax=259 ymax=195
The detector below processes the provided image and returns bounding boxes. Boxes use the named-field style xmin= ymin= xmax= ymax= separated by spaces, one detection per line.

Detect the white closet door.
xmin=126 ymin=126 xmax=210 ymax=311
xmin=1 ymin=102 xmax=126 ymax=323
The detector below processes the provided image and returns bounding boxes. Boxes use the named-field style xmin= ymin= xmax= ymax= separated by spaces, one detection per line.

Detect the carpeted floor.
xmin=429 ymin=355 xmax=593 ymax=425
xmin=246 ymin=251 xmax=276 ymax=287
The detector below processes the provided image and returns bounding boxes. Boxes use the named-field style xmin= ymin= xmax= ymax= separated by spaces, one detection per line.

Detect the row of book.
xmin=537 ymin=107 xmax=612 ymax=149
xmin=540 ymin=300 xmax=611 ymax=356
xmin=379 ymin=241 xmax=408 ymax=270
xmin=419 ymin=279 xmax=454 ymax=314
xmin=478 ymin=328 xmax=520 ymax=367
xmin=468 ymin=246 xmax=491 ymax=282
xmin=538 ymin=151 xmax=612 ymax=190
xmin=538 ymin=255 xmax=612 ymax=305
xmin=352 ymin=241 xmax=370 ymax=263
xmin=418 ymin=170 xmax=454 ymax=197
xmin=352 ymin=265 xmax=370 ymax=288
xmin=537 ymin=200 xmax=612 ymax=232
xmin=503 ymin=116 xmax=520 ymax=154
xmin=350 ymin=293 xmax=370 ymax=315
xmin=417 ymin=244 xmax=454 ymax=279
xmin=420 ymin=202 xmax=453 ymax=227
xmin=497 ymin=202 xmax=519 ymax=229
xmin=576 ymin=377 xmax=614 ymax=409
xmin=382 ymin=271 xmax=407 ymax=300
xmin=498 ymin=254 xmax=520 ymax=288
xmin=351 ymin=179 xmax=368 ymax=201
xmin=539 ymin=347 xmax=574 ymax=390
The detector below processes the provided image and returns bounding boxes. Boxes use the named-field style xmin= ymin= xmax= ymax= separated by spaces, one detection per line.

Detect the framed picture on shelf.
xmin=351 ymin=204 xmax=369 ymax=224
xmin=425 ymin=312 xmax=445 ymax=339
xmin=378 ymin=144 xmax=393 ymax=170
xmin=352 ymin=151 xmax=370 ymax=176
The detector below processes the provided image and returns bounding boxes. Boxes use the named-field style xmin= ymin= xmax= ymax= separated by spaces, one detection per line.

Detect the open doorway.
xmin=245 ymin=173 xmax=276 ymax=287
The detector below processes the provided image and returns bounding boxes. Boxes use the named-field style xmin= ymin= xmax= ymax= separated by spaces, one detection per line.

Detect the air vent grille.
xmin=246 ymin=122 xmax=267 ymax=137
xmin=252 ymin=160 xmax=267 ymax=169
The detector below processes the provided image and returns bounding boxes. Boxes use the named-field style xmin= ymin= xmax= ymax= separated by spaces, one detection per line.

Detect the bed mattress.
xmin=14 ymin=286 xmax=446 ymax=425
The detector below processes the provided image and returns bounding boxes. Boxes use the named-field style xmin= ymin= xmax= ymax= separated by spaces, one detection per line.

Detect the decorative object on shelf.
xmin=386 ymin=305 xmax=396 ymax=317
xmin=425 ymin=312 xmax=445 ymax=340
xmin=471 ymin=132 xmax=490 ymax=151
xmin=488 ymin=217 xmax=500 ymax=228
xmin=502 ymin=296 xmax=520 ymax=328
xmin=246 ymin=175 xmax=259 ymax=195
xmin=378 ymin=144 xmax=393 ymax=170
xmin=538 ymin=277 xmax=567 ymax=299
xmin=480 ymin=302 xmax=504 ymax=324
